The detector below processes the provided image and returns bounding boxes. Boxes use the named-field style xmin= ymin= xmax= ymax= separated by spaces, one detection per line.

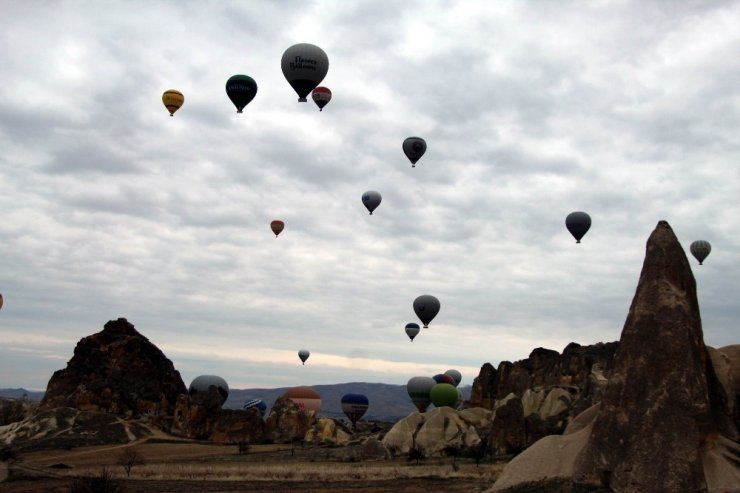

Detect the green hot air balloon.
xmin=226 ymin=75 xmax=258 ymax=113
xmin=430 ymin=383 xmax=458 ymax=409
xmin=690 ymin=240 xmax=711 ymax=265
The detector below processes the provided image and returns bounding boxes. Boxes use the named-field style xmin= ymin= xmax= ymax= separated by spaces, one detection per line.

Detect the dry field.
xmin=2 ymin=440 xmax=506 ymax=492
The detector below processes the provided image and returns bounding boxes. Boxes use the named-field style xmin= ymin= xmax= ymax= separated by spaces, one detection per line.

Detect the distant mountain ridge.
xmin=1 ymin=383 xmax=472 ymax=423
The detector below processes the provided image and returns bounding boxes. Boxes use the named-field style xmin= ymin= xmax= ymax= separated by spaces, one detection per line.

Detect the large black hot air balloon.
xmin=690 ymin=240 xmax=711 ymax=265
xmin=341 ymin=393 xmax=369 ymax=425
xmin=281 ymin=43 xmax=329 ymax=102
xmin=565 ymin=211 xmax=591 ymax=243
xmin=189 ymin=375 xmax=229 ymax=406
xmin=403 ymin=137 xmax=427 ymax=167
xmin=407 ymin=376 xmax=435 ymax=413
xmin=413 ymin=294 xmax=440 ymax=328
xmin=226 ymin=75 xmax=258 ymax=113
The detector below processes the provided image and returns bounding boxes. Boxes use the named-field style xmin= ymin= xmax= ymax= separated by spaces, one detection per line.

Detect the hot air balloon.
xmin=433 ymin=373 xmax=456 ymax=385
xmin=162 ymin=89 xmax=184 ymax=116
xmin=407 ymin=376 xmax=436 ymax=413
xmin=405 ymin=323 xmax=420 ymax=341
xmin=281 ymin=43 xmax=329 ymax=102
xmin=283 ymin=386 xmax=322 ymax=413
xmin=226 ymin=75 xmax=258 ymax=113
xmin=413 ymin=295 xmax=440 ymax=328
xmin=271 ymin=220 xmax=285 ymax=237
xmin=444 ymin=369 xmax=462 ymax=387
xmin=298 ymin=349 xmax=310 ymax=365
xmin=565 ymin=211 xmax=591 ymax=243
xmin=189 ymin=375 xmax=229 ymax=406
xmin=690 ymin=240 xmax=711 ymax=265
xmin=311 ymin=87 xmax=332 ymax=111
xmin=430 ymin=383 xmax=458 ymax=409
xmin=341 ymin=393 xmax=369 ymax=425
xmin=403 ymin=137 xmax=427 ymax=167
xmin=243 ymin=398 xmax=268 ymax=417
xmin=362 ymin=191 xmax=382 ymax=215
xmin=0 ymin=293 xmax=3 ymax=310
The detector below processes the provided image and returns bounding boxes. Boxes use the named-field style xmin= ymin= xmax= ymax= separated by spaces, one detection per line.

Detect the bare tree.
xmin=116 ymin=447 xmax=144 ymax=477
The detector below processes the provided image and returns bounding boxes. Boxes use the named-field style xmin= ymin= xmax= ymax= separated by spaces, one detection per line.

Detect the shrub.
xmin=116 ymin=447 xmax=144 ymax=477
xmin=69 ymin=468 xmax=125 ymax=493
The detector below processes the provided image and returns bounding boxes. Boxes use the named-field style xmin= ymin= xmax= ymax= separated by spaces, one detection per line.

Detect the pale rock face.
xmin=305 ymin=417 xmax=351 ymax=446
xmin=381 ymin=412 xmax=424 ymax=455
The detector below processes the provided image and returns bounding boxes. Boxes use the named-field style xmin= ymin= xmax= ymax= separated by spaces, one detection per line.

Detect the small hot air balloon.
xmin=565 ymin=211 xmax=591 ymax=243
xmin=226 ymin=75 xmax=258 ymax=113
xmin=405 ymin=323 xmax=420 ymax=341
xmin=413 ymin=294 xmax=440 ymax=328
xmin=243 ymin=398 xmax=268 ymax=417
xmin=281 ymin=43 xmax=329 ymax=102
xmin=433 ymin=373 xmax=456 ymax=385
xmin=407 ymin=376 xmax=436 ymax=413
xmin=298 ymin=349 xmax=310 ymax=365
xmin=430 ymin=383 xmax=459 ymax=409
xmin=271 ymin=220 xmax=285 ymax=237
xmin=444 ymin=369 xmax=462 ymax=387
xmin=362 ymin=191 xmax=382 ymax=215
xmin=311 ymin=87 xmax=332 ymax=111
xmin=690 ymin=240 xmax=711 ymax=265
xmin=403 ymin=137 xmax=427 ymax=167
xmin=189 ymin=375 xmax=229 ymax=406
xmin=162 ymin=89 xmax=184 ymax=116
xmin=0 ymin=293 xmax=3 ymax=310
xmin=341 ymin=393 xmax=369 ymax=425
xmin=283 ymin=386 xmax=322 ymax=413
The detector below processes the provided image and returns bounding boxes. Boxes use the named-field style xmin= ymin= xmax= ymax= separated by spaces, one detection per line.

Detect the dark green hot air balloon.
xmin=690 ymin=240 xmax=711 ymax=265
xmin=226 ymin=75 xmax=258 ymax=113
xmin=565 ymin=211 xmax=591 ymax=243
xmin=430 ymin=383 xmax=458 ymax=408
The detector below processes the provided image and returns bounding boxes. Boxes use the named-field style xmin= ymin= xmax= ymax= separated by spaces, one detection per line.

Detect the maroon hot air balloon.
xmin=270 ymin=220 xmax=284 ymax=237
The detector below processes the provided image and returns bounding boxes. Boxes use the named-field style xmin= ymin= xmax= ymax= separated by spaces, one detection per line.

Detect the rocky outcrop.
xmin=209 ymin=407 xmax=265 ymax=444
xmin=491 ymin=395 xmax=525 ymax=455
xmin=0 ymin=397 xmax=37 ymax=426
xmin=488 ymin=221 xmax=740 ymax=492
xmin=40 ymin=318 xmax=187 ymax=418
xmin=383 ymin=407 xmax=491 ymax=457
xmin=471 ymin=342 xmax=618 ymax=412
xmin=264 ymin=396 xmax=317 ymax=443
xmin=305 ymin=417 xmax=352 ymax=446
xmin=0 ymin=407 xmax=151 ymax=451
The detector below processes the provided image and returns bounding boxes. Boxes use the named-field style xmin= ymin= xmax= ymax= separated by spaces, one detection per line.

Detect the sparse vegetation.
xmin=116 ymin=447 xmax=144 ymax=477
xmin=69 ymin=468 xmax=125 ymax=493
xmin=0 ymin=445 xmax=18 ymax=462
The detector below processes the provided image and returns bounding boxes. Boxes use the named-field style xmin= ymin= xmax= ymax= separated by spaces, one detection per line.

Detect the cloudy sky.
xmin=1 ymin=1 xmax=739 ymax=391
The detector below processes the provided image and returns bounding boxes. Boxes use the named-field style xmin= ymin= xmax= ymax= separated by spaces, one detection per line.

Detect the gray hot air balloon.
xmin=298 ymin=349 xmax=310 ymax=365
xmin=407 ymin=376 xmax=436 ymax=413
xmin=403 ymin=137 xmax=427 ymax=167
xmin=444 ymin=369 xmax=462 ymax=387
xmin=690 ymin=240 xmax=711 ymax=265
xmin=565 ymin=211 xmax=592 ymax=243
xmin=413 ymin=294 xmax=440 ymax=328
xmin=405 ymin=322 xmax=421 ymax=341
xmin=362 ymin=191 xmax=382 ymax=215
xmin=189 ymin=375 xmax=229 ymax=406
xmin=281 ymin=43 xmax=329 ymax=102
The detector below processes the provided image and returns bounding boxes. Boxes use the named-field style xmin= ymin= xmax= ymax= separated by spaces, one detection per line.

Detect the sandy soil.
xmin=2 ymin=440 xmax=504 ymax=493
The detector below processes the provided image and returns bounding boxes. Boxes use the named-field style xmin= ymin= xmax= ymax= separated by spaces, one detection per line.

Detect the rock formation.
xmin=382 ymin=407 xmax=491 ymax=457
xmin=40 ymin=318 xmax=187 ymax=417
xmin=263 ymin=396 xmax=317 ymax=443
xmin=488 ymin=221 xmax=740 ymax=492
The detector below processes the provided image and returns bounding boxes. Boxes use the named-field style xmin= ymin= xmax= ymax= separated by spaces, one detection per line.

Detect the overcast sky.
xmin=1 ymin=1 xmax=738 ymax=392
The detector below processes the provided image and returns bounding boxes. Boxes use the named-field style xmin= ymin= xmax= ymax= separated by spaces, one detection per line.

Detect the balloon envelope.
xmin=413 ymin=295 xmax=440 ymax=328
xmin=226 ymin=75 xmax=258 ymax=113
xmin=403 ymin=137 xmax=427 ymax=167
xmin=690 ymin=240 xmax=711 ymax=265
xmin=271 ymin=220 xmax=285 ymax=237
xmin=430 ymin=383 xmax=459 ymax=409
xmin=407 ymin=376 xmax=436 ymax=413
xmin=189 ymin=375 xmax=229 ymax=406
xmin=281 ymin=43 xmax=329 ymax=102
xmin=162 ymin=89 xmax=184 ymax=116
xmin=565 ymin=211 xmax=591 ymax=243
xmin=298 ymin=349 xmax=310 ymax=364
xmin=243 ymin=398 xmax=267 ymax=417
xmin=405 ymin=322 xmax=420 ymax=341
xmin=0 ymin=293 xmax=3 ymax=310
xmin=312 ymin=86 xmax=332 ymax=111
xmin=283 ymin=386 xmax=321 ymax=413
xmin=444 ymin=369 xmax=462 ymax=387
xmin=433 ymin=373 xmax=456 ymax=385
xmin=362 ymin=191 xmax=382 ymax=215
xmin=341 ymin=393 xmax=369 ymax=424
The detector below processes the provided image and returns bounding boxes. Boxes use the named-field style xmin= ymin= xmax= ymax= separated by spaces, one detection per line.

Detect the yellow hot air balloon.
xmin=162 ymin=89 xmax=184 ymax=116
